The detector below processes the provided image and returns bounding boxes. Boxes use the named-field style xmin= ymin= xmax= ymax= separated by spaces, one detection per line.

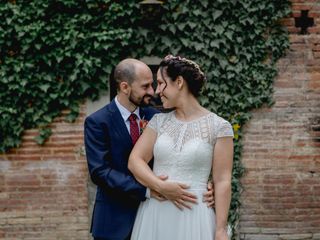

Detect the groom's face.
xmin=128 ymin=65 xmax=154 ymax=107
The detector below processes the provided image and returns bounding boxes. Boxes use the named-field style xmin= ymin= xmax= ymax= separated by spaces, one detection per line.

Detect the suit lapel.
xmin=139 ymin=107 xmax=146 ymax=121
xmin=140 ymin=107 xmax=155 ymax=121
xmin=108 ymin=100 xmax=133 ymax=147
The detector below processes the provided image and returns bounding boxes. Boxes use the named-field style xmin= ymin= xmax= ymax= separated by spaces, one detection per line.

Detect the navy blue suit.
xmin=84 ymin=99 xmax=159 ymax=240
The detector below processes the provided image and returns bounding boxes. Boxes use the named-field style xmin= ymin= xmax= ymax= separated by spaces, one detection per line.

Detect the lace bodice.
xmin=148 ymin=111 xmax=234 ymax=190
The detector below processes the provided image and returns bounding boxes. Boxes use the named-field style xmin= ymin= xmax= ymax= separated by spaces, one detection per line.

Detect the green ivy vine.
xmin=0 ymin=0 xmax=291 ymax=238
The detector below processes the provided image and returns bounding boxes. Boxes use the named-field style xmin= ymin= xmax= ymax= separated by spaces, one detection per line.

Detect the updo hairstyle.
xmin=159 ymin=55 xmax=206 ymax=97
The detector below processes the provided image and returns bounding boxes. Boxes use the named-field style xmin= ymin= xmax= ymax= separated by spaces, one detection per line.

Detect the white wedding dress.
xmin=131 ymin=111 xmax=234 ymax=240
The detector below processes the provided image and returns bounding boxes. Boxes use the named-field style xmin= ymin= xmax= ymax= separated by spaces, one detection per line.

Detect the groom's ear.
xmin=119 ymin=81 xmax=130 ymax=95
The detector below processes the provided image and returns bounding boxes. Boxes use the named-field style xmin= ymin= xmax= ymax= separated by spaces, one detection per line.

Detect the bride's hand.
xmin=150 ymin=174 xmax=168 ymax=201
xmin=215 ymin=228 xmax=229 ymax=240
xmin=158 ymin=181 xmax=198 ymax=210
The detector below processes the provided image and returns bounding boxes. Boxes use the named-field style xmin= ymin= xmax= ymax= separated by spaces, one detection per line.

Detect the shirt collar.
xmin=115 ymin=96 xmax=141 ymax=121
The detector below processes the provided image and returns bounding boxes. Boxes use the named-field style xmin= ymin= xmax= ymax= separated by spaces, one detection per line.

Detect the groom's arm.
xmin=84 ymin=116 xmax=146 ymax=201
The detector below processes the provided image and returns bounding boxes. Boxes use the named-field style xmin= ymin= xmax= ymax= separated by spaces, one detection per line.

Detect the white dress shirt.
xmin=115 ymin=96 xmax=141 ymax=133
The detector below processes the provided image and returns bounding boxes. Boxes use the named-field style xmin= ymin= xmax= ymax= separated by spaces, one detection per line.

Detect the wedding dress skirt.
xmin=131 ymin=186 xmax=215 ymax=239
xmin=130 ymin=111 xmax=234 ymax=240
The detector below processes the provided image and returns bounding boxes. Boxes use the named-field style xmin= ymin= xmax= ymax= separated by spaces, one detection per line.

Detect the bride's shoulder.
xmin=207 ymin=111 xmax=231 ymax=125
xmin=208 ymin=112 xmax=234 ymax=136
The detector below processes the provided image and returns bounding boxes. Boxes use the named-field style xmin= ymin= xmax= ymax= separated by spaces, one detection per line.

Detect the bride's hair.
xmin=159 ymin=55 xmax=206 ymax=97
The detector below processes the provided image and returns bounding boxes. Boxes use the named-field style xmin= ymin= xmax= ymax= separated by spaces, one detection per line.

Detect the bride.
xmin=128 ymin=55 xmax=234 ymax=240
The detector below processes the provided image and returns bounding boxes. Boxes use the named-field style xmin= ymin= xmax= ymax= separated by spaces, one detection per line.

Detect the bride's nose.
xmin=155 ymin=84 xmax=161 ymax=95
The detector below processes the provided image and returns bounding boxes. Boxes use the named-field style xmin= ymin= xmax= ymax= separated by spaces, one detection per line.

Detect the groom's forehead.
xmin=134 ymin=77 xmax=153 ymax=86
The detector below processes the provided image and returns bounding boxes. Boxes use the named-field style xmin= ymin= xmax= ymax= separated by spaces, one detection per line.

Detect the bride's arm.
xmin=212 ymin=137 xmax=233 ymax=240
xmin=128 ymin=126 xmax=160 ymax=189
xmin=128 ymin=127 xmax=198 ymax=208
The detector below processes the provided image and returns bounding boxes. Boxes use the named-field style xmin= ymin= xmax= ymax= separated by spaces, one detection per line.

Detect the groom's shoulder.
xmin=144 ymin=106 xmax=160 ymax=114
xmin=85 ymin=102 xmax=114 ymax=123
xmin=142 ymin=106 xmax=161 ymax=118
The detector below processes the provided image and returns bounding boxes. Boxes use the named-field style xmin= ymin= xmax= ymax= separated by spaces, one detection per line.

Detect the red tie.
xmin=129 ymin=113 xmax=139 ymax=145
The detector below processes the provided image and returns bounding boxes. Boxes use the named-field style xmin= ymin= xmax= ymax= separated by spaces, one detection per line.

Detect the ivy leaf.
xmin=49 ymin=93 xmax=58 ymax=99
xmin=140 ymin=29 xmax=148 ymax=38
xmin=145 ymin=44 xmax=153 ymax=55
xmin=188 ymin=22 xmax=197 ymax=29
xmin=212 ymin=10 xmax=223 ymax=21
xmin=35 ymin=43 xmax=41 ymax=50
xmin=193 ymin=9 xmax=201 ymax=16
xmin=168 ymin=25 xmax=176 ymax=34
xmin=34 ymin=128 xmax=52 ymax=145
xmin=194 ymin=43 xmax=204 ymax=51
xmin=225 ymin=31 xmax=233 ymax=41
xmin=180 ymin=38 xmax=189 ymax=47
xmin=200 ymin=1 xmax=208 ymax=8
xmin=219 ymin=59 xmax=228 ymax=69
xmin=214 ymin=25 xmax=224 ymax=35
xmin=39 ymin=84 xmax=50 ymax=92
xmin=210 ymin=40 xmax=220 ymax=48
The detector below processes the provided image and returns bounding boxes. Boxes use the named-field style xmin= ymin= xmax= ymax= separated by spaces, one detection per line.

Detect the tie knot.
xmin=129 ymin=113 xmax=137 ymax=122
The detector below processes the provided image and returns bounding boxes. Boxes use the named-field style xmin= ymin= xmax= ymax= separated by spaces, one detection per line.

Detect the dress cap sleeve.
xmin=217 ymin=119 xmax=234 ymax=138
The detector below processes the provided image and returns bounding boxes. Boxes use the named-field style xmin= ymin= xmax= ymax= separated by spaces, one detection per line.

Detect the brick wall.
xmin=0 ymin=1 xmax=319 ymax=240
xmin=240 ymin=1 xmax=320 ymax=239
xmin=0 ymin=107 xmax=90 ymax=240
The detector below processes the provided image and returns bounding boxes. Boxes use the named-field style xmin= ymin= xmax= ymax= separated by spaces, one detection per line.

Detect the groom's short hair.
xmin=114 ymin=58 xmax=138 ymax=89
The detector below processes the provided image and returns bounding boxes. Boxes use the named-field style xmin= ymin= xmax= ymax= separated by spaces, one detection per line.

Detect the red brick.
xmin=309 ymin=27 xmax=320 ymax=34
xmin=280 ymin=18 xmax=295 ymax=27
xmin=314 ymin=51 xmax=320 ymax=58
xmin=0 ymin=104 xmax=89 ymax=238
xmin=308 ymin=72 xmax=320 ymax=89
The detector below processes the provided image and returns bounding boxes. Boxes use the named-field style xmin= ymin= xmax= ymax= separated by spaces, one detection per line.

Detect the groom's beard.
xmin=129 ymin=94 xmax=154 ymax=107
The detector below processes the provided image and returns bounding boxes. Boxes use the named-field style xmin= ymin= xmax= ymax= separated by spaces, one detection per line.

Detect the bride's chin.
xmin=162 ymin=103 xmax=173 ymax=109
xmin=161 ymin=98 xmax=173 ymax=109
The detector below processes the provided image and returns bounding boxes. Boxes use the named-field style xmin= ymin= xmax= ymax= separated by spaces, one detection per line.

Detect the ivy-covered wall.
xmin=0 ymin=0 xmax=291 ymax=238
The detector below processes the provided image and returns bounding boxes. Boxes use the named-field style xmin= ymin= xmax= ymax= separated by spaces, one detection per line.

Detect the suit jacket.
xmin=84 ymin=99 xmax=159 ymax=239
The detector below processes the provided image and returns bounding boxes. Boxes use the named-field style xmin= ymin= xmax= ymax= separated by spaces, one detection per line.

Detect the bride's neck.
xmin=174 ymin=97 xmax=207 ymax=121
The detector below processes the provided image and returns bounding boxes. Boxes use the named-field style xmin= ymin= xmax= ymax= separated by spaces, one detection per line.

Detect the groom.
xmin=84 ymin=58 xmax=212 ymax=240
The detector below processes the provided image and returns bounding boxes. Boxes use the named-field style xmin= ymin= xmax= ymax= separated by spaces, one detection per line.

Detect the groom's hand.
xmin=203 ymin=181 xmax=215 ymax=208
xmin=150 ymin=189 xmax=166 ymax=201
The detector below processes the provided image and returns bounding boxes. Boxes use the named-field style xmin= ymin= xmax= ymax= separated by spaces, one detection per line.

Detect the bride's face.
xmin=155 ymin=69 xmax=178 ymax=109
